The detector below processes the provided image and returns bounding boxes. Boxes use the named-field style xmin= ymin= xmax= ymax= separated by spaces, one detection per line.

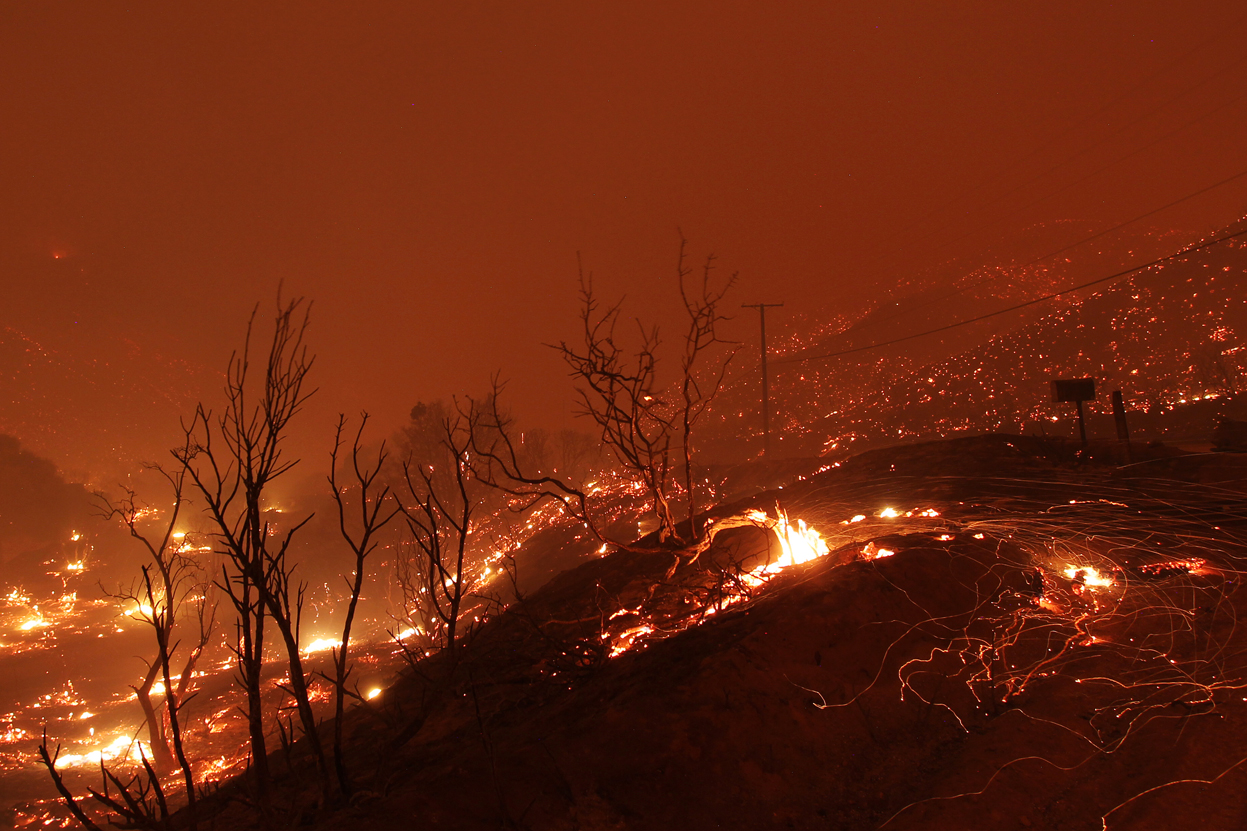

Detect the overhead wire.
xmin=888 ymin=11 xmax=1247 ymax=248
xmin=985 ymin=85 xmax=1247 ymax=234
xmin=919 ymin=47 xmax=1247 ymax=258
xmin=846 ymin=16 xmax=1247 ymax=300
xmin=774 ymin=219 xmax=1247 ymax=365
xmin=847 ymin=162 xmax=1247 ymax=334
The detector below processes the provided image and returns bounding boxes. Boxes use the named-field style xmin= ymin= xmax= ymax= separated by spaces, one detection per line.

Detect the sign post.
xmin=1050 ymin=378 xmax=1096 ymax=446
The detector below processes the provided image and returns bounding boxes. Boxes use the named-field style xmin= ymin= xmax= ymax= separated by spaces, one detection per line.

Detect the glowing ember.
xmin=1136 ymin=559 xmax=1206 ymax=578
xmin=879 ymin=508 xmax=900 ymax=519
xmin=608 ymin=624 xmax=655 ymax=657
xmin=366 ymin=688 xmax=381 ymax=700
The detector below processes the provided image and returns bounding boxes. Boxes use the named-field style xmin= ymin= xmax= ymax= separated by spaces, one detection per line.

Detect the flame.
xmin=608 ymin=624 xmax=654 ymax=657
xmin=302 ymin=637 xmax=342 ymax=654
xmin=863 ymin=542 xmax=895 ymax=560
xmin=366 ymin=688 xmax=381 ymax=700
xmin=53 ymin=734 xmax=152 ymax=769
xmin=1063 ymin=565 xmax=1113 ymax=589
xmin=608 ymin=509 xmax=832 ymax=658
xmin=879 ymin=508 xmax=900 ymax=519
xmin=743 ymin=508 xmax=829 ymax=578
xmin=770 ymin=509 xmax=830 ymax=568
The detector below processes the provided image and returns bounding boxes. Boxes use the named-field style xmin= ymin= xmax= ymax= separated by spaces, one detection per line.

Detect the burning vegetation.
xmin=3 ymin=226 xmax=1247 ymax=830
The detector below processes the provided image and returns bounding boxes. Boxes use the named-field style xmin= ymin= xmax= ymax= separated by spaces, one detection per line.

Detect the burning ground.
xmin=710 ymin=227 xmax=1247 ymax=458
xmin=138 ymin=434 xmax=1247 ymax=831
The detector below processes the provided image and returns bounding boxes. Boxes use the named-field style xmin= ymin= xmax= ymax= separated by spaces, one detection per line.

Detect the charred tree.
xmin=675 ymin=236 xmax=737 ymax=540
xmin=475 ymin=238 xmax=736 ymax=561
xmin=87 ymin=468 xmax=214 ymax=829
xmin=554 ymin=263 xmax=681 ymax=542
xmin=327 ymin=413 xmax=400 ymax=795
xmin=397 ymin=409 xmax=479 ymax=660
xmin=175 ymin=296 xmax=329 ymax=804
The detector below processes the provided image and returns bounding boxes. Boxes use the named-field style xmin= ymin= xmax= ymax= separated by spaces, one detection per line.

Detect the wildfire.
xmin=608 ymin=510 xmax=833 ymax=658
xmin=302 ymin=637 xmax=342 ymax=655
xmin=863 ymin=542 xmax=896 ymax=560
xmin=1063 ymin=565 xmax=1114 ymax=589
xmin=743 ymin=508 xmax=830 ymax=578
xmin=607 ymin=624 xmax=655 ymax=658
xmin=53 ymin=734 xmax=152 ymax=769
xmin=879 ymin=507 xmax=940 ymax=519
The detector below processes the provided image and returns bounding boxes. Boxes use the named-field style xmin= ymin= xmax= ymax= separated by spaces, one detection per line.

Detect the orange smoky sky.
xmin=2 ymin=2 xmax=1246 ymax=474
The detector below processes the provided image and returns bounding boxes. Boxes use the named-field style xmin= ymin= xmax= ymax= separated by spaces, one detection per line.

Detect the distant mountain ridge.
xmin=0 ymin=326 xmax=219 ymax=479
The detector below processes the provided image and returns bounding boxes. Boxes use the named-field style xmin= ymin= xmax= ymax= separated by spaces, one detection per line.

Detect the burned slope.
xmin=324 ymin=532 xmax=1034 ymax=831
xmin=196 ymin=435 xmax=1247 ymax=831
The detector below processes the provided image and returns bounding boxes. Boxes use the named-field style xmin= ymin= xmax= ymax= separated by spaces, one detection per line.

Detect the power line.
xmin=850 ymin=19 xmax=1247 ymax=290
xmin=856 ymin=163 xmax=1247 ymax=333
xmin=775 ymin=222 xmax=1247 ymax=366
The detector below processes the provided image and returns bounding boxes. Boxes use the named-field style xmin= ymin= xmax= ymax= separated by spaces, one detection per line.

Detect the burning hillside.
xmin=8 ymin=237 xmax=1247 ymax=831
xmin=109 ymin=433 xmax=1246 ymax=831
xmin=710 ymin=226 xmax=1246 ymax=457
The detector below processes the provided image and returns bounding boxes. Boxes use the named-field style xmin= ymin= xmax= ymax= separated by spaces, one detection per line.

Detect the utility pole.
xmin=743 ymin=302 xmax=784 ymax=456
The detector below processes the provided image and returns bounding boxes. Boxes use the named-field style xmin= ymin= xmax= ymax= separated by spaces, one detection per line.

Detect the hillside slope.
xmin=190 ymin=435 xmax=1247 ymax=831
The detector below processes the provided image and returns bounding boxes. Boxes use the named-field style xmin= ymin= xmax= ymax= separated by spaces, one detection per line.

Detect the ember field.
xmin=162 ymin=434 xmax=1247 ymax=831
